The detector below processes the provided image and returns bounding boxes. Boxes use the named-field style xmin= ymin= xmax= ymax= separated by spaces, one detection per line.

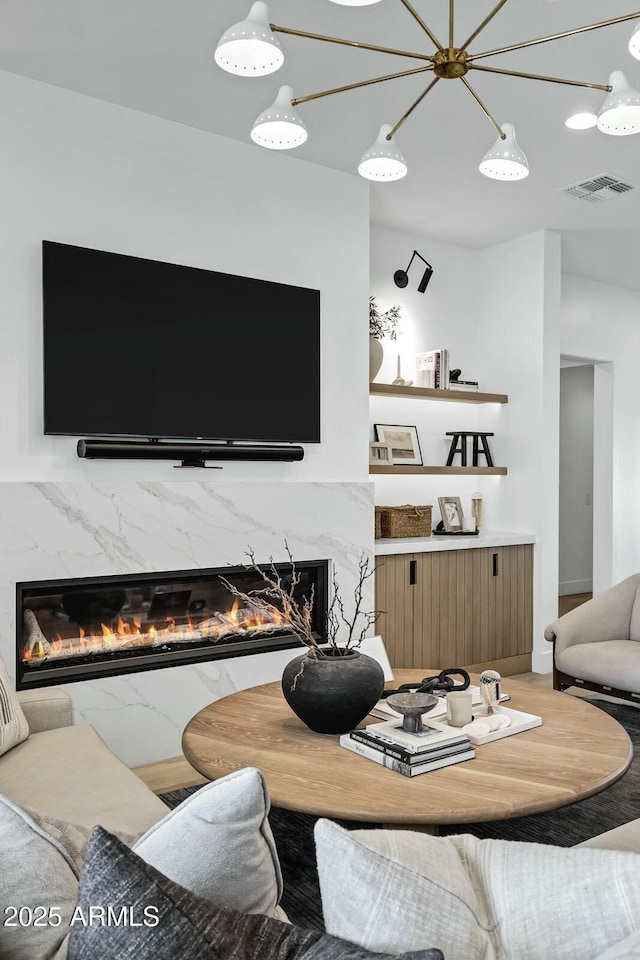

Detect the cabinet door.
xmin=488 ymin=544 xmax=533 ymax=660
xmin=374 ymin=554 xmax=416 ymax=669
xmin=376 ymin=545 xmax=533 ymax=671
xmin=413 ymin=550 xmax=474 ymax=669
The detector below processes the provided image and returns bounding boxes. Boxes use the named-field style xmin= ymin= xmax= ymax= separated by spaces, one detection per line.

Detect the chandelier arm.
xmin=459 ymin=0 xmax=511 ymax=53
xmin=449 ymin=0 xmax=454 ymax=48
xmin=292 ymin=65 xmax=435 ymax=106
xmin=467 ymin=11 xmax=640 ymax=62
xmin=469 ymin=63 xmax=611 ymax=92
xmin=388 ymin=77 xmax=441 ymax=140
xmin=459 ymin=77 xmax=504 ymax=138
xmin=397 ymin=0 xmax=444 ymax=52
xmin=271 ymin=24 xmax=435 ymax=62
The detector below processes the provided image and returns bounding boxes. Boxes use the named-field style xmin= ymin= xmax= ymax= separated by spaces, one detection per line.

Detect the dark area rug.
xmin=160 ymin=698 xmax=638 ymax=931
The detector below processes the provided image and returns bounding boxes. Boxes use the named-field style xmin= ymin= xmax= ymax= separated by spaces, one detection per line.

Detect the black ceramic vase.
xmin=281 ymin=648 xmax=385 ymax=735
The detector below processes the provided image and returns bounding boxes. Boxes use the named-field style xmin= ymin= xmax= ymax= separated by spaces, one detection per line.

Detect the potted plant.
xmin=221 ymin=547 xmax=384 ymax=734
xmin=369 ymin=296 xmax=401 ymax=382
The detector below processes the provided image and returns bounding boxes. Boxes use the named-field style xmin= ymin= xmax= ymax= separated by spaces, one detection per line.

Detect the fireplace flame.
xmin=22 ymin=601 xmax=288 ymax=667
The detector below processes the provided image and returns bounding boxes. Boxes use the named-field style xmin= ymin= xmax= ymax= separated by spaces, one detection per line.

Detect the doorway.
xmin=559 ymin=360 xmax=594 ymax=612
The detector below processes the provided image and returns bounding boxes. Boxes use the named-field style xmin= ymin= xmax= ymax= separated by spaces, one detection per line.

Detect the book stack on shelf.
xmin=449 ymin=378 xmax=479 ymax=393
xmin=339 ymin=718 xmax=475 ymax=777
xmin=416 ymin=349 xmax=449 ymax=389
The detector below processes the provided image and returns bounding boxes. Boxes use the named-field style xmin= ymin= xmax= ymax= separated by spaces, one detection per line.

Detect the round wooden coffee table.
xmin=182 ymin=670 xmax=632 ymax=831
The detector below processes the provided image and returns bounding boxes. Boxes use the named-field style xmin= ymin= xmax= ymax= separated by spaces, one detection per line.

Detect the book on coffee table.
xmin=350 ymin=727 xmax=471 ymax=765
xmin=364 ymin=717 xmax=470 ymax=750
xmin=339 ymin=733 xmax=475 ymax=777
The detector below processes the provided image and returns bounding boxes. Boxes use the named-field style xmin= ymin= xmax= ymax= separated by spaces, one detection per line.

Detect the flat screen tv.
xmin=42 ymin=241 xmax=321 ymax=443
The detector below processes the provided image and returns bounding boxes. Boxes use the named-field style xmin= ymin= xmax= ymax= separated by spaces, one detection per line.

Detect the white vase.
xmin=369 ymin=337 xmax=383 ymax=382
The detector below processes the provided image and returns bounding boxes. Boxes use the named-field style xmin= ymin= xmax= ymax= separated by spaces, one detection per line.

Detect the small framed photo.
xmin=369 ymin=441 xmax=393 ymax=466
xmin=438 ymin=496 xmax=463 ymax=532
xmin=374 ymin=424 xmax=422 ymax=466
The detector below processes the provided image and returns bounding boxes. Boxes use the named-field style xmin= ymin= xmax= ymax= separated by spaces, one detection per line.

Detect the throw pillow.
xmin=0 ymin=656 xmax=29 ymax=756
xmin=68 ymin=827 xmax=445 ymax=960
xmin=133 ymin=767 xmax=284 ymax=918
xmin=314 ymin=819 xmax=640 ymax=960
xmin=23 ymin=805 xmax=140 ymax=875
xmin=595 ymin=932 xmax=640 ymax=959
xmin=0 ymin=794 xmax=78 ymax=960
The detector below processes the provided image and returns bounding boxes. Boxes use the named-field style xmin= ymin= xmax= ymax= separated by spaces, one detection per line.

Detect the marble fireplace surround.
xmin=0 ymin=481 xmax=374 ymax=765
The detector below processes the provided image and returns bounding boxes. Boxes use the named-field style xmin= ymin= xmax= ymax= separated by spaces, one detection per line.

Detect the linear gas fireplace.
xmin=16 ymin=561 xmax=328 ymax=689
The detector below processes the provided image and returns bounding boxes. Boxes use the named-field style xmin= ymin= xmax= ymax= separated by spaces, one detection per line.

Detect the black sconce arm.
xmin=394 ymin=249 xmax=433 ymax=293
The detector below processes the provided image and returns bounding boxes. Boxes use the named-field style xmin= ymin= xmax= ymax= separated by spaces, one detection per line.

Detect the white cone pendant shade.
xmin=479 ymin=123 xmax=529 ymax=180
xmin=597 ymin=71 xmax=640 ymax=135
xmin=251 ymin=86 xmax=308 ymax=150
xmin=629 ymin=22 xmax=640 ymax=60
xmin=214 ymin=2 xmax=283 ymax=76
xmin=358 ymin=124 xmax=407 ymax=181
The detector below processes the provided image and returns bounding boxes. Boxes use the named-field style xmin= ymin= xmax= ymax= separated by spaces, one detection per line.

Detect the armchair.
xmin=544 ymin=574 xmax=640 ymax=702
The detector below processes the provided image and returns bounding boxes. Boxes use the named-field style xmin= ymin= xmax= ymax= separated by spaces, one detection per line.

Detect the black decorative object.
xmin=386 ymin=691 xmax=439 ymax=734
xmin=394 ymin=250 xmax=433 ymax=293
xmin=381 ymin=668 xmax=471 ymax=700
xmin=445 ymin=431 xmax=494 ymax=467
xmin=281 ymin=649 xmax=385 ymax=735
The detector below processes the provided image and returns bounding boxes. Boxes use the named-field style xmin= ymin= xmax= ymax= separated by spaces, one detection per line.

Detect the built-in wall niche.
xmin=17 ymin=560 xmax=328 ymax=689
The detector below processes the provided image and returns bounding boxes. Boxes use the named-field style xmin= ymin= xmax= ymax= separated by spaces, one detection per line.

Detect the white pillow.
xmin=0 ymin=795 xmax=78 ymax=960
xmin=0 ymin=657 xmax=29 ymax=756
xmin=133 ymin=767 xmax=284 ymax=918
xmin=314 ymin=819 xmax=640 ymax=960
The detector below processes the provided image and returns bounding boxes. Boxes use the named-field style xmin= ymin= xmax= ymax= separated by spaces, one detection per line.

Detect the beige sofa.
xmin=0 ymin=687 xmax=168 ymax=834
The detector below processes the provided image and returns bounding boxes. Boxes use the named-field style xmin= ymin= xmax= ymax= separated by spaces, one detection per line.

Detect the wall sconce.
xmin=394 ymin=250 xmax=434 ymax=293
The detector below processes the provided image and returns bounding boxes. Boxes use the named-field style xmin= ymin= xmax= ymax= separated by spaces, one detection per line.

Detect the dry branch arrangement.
xmin=220 ymin=544 xmax=379 ymax=658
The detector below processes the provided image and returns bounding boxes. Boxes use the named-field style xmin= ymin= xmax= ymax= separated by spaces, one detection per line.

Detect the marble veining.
xmin=1 ymin=480 xmax=374 ymax=765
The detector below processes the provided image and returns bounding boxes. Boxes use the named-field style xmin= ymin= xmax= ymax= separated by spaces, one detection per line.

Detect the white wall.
xmin=561 ymin=274 xmax=640 ymax=587
xmin=369 ymin=227 xmax=561 ymax=673
xmin=0 ymin=70 xmax=375 ymax=764
xmin=370 ymin=224 xmax=489 ymax=518
xmin=559 ymin=365 xmax=594 ymax=595
xmin=0 ymin=69 xmax=370 ymax=483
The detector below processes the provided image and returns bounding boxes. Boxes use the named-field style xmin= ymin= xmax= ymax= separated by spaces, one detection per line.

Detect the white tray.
xmin=438 ymin=705 xmax=542 ymax=744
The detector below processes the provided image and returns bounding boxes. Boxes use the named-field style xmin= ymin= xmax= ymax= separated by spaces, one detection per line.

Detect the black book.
xmin=350 ymin=728 xmax=470 ymax=765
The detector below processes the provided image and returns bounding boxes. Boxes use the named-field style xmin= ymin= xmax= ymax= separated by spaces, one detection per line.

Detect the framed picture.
xmin=369 ymin=441 xmax=393 ymax=466
xmin=438 ymin=496 xmax=463 ymax=532
xmin=374 ymin=424 xmax=422 ymax=466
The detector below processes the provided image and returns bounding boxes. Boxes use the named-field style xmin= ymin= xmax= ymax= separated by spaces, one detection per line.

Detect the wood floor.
xmin=131 ymin=593 xmax=597 ymax=796
xmin=558 ymin=592 xmax=591 ymax=616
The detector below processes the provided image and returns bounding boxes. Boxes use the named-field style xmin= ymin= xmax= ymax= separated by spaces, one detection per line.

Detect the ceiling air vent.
xmin=560 ymin=173 xmax=638 ymax=203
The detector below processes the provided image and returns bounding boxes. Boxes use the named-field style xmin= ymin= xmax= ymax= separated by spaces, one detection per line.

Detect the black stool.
xmin=446 ymin=432 xmax=494 ymax=467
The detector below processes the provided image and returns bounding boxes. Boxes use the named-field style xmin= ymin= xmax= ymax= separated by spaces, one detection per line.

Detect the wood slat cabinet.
xmin=375 ymin=545 xmax=533 ymax=674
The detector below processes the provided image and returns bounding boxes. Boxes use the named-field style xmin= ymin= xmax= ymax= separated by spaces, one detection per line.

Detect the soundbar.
xmin=77 ymin=439 xmax=305 ymax=466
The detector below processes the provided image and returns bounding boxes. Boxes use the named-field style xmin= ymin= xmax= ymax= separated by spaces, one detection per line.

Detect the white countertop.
xmin=374 ymin=531 xmax=536 ymax=555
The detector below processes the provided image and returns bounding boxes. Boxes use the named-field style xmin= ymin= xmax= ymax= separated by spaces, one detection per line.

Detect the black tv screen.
xmin=42 ymin=242 xmax=321 ymax=443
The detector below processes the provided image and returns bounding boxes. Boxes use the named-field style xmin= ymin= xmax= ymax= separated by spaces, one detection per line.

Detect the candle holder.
xmin=386 ymin=691 xmax=439 ymax=734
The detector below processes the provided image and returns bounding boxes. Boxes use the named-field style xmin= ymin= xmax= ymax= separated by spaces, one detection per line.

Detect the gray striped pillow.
xmin=0 ymin=658 xmax=29 ymax=756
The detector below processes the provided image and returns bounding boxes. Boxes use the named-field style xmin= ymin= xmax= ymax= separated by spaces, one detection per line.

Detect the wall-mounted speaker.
xmin=77 ymin=439 xmax=304 ymax=467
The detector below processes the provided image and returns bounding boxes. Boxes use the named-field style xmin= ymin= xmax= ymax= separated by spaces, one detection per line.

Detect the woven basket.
xmin=380 ymin=504 xmax=432 ymax=539
xmin=374 ymin=506 xmax=385 ymax=539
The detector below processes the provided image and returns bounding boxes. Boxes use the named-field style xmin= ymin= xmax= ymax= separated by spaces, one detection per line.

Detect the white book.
xmin=416 ymin=349 xmax=449 ymax=390
xmin=365 ymin=717 xmax=470 ymax=751
xmin=339 ymin=734 xmax=475 ymax=777
xmin=369 ymin=686 xmax=510 ymax=724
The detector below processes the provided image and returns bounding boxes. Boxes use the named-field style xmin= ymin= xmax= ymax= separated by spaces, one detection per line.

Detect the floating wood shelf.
xmin=370 ymin=383 xmax=508 ymax=404
xmin=369 ymin=465 xmax=508 ymax=476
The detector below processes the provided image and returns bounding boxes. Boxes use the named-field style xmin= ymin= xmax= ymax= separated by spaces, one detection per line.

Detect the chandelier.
xmin=215 ymin=1 xmax=640 ymax=181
